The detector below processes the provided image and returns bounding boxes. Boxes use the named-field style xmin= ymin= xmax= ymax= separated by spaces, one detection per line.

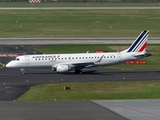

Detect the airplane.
xmin=6 ymin=30 xmax=151 ymax=74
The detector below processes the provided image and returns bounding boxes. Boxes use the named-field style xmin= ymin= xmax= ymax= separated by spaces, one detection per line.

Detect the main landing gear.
xmin=20 ymin=69 xmax=25 ymax=75
xmin=75 ymin=69 xmax=83 ymax=74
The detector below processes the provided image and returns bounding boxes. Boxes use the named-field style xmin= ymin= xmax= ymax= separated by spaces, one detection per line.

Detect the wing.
xmin=52 ymin=55 xmax=104 ymax=69
xmin=72 ymin=62 xmax=95 ymax=69
xmin=71 ymin=55 xmax=104 ymax=69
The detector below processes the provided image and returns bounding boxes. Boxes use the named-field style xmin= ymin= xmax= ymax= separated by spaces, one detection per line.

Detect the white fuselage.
xmin=6 ymin=52 xmax=137 ymax=69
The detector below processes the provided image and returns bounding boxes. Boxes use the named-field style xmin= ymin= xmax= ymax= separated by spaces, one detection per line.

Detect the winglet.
xmin=95 ymin=55 xmax=104 ymax=63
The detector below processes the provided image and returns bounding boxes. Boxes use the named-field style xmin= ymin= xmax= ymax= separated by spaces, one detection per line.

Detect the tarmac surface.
xmin=94 ymin=100 xmax=160 ymax=120
xmin=0 ymin=101 xmax=129 ymax=120
xmin=0 ymin=44 xmax=160 ymax=120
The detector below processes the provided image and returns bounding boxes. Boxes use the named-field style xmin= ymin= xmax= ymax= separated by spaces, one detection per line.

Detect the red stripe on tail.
xmin=138 ymin=41 xmax=147 ymax=52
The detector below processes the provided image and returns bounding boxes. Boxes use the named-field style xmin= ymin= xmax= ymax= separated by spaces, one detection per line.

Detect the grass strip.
xmin=36 ymin=44 xmax=116 ymax=54
xmin=0 ymin=9 xmax=160 ymax=37
xmin=17 ymin=80 xmax=160 ymax=101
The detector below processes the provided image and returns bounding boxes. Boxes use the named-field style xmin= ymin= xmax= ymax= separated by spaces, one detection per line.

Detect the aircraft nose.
xmin=6 ymin=62 xmax=12 ymax=68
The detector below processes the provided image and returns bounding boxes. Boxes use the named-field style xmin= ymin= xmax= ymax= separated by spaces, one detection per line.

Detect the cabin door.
xmin=117 ymin=52 xmax=121 ymax=62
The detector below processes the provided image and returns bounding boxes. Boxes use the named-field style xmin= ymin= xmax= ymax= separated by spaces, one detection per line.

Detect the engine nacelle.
xmin=55 ymin=65 xmax=71 ymax=72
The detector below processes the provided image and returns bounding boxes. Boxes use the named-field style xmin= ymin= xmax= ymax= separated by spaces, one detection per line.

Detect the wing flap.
xmin=72 ymin=62 xmax=95 ymax=69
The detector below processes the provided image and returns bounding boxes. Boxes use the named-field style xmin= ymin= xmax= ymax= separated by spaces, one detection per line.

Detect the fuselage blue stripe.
xmin=127 ymin=31 xmax=147 ymax=52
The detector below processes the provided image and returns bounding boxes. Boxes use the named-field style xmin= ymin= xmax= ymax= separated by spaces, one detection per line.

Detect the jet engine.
xmin=54 ymin=65 xmax=71 ymax=72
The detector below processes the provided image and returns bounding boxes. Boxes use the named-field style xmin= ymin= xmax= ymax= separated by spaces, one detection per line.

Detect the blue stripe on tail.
xmin=127 ymin=30 xmax=148 ymax=52
xmin=132 ymin=32 xmax=148 ymax=52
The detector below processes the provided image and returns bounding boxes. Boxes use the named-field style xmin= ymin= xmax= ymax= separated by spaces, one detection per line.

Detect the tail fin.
xmin=127 ymin=30 xmax=149 ymax=53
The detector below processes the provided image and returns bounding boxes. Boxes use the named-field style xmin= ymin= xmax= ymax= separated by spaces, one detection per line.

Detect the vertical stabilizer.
xmin=127 ymin=30 xmax=149 ymax=53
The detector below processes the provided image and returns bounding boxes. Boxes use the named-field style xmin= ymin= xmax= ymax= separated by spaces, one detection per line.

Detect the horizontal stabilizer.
xmin=133 ymin=53 xmax=152 ymax=58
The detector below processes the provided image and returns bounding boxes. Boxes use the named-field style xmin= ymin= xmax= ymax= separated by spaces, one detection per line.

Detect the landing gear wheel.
xmin=75 ymin=69 xmax=83 ymax=74
xmin=20 ymin=69 xmax=25 ymax=75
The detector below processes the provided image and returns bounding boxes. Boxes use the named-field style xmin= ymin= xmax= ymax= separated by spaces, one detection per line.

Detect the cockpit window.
xmin=16 ymin=58 xmax=19 ymax=61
